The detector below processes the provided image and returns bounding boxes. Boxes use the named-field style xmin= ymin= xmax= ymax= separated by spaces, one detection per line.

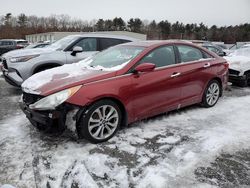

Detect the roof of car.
xmin=66 ymin=33 xmax=141 ymax=42
xmin=119 ymin=40 xmax=196 ymax=48
xmin=0 ymin=39 xmax=27 ymax=42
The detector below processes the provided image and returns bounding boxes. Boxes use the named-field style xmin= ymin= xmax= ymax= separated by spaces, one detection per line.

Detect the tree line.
xmin=0 ymin=13 xmax=249 ymax=44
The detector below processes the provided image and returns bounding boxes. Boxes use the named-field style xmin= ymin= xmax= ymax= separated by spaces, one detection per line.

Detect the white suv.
xmin=1 ymin=34 xmax=139 ymax=87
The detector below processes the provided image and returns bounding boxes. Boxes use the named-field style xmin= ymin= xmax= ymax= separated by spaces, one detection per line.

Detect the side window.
xmin=207 ymin=46 xmax=220 ymax=54
xmin=99 ymin=38 xmax=128 ymax=50
xmin=203 ymin=51 xmax=213 ymax=58
xmin=139 ymin=46 xmax=176 ymax=68
xmin=0 ymin=41 xmax=13 ymax=46
xmin=177 ymin=45 xmax=203 ymax=63
xmin=73 ymin=38 xmax=97 ymax=51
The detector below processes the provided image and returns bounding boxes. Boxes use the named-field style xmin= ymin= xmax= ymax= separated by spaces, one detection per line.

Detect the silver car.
xmin=1 ymin=34 xmax=139 ymax=87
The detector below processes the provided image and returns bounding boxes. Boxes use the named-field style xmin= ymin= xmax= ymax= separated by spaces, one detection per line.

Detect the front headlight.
xmin=10 ymin=54 xmax=40 ymax=63
xmin=29 ymin=85 xmax=82 ymax=110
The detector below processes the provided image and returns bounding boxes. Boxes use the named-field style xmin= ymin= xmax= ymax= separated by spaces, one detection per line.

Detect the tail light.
xmin=16 ymin=45 xmax=24 ymax=49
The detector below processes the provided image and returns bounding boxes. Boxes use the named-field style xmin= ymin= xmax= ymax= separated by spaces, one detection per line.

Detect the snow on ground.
xmin=0 ymin=115 xmax=36 ymax=187
xmin=1 ymin=89 xmax=250 ymax=188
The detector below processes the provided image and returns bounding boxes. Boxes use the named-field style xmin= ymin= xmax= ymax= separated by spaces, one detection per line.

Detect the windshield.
xmin=79 ymin=45 xmax=145 ymax=71
xmin=47 ymin=35 xmax=78 ymax=50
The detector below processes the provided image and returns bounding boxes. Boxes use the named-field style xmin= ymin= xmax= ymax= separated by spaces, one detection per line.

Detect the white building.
xmin=26 ymin=31 xmax=147 ymax=43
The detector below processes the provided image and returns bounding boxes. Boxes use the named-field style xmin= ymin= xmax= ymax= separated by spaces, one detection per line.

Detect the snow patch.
xmin=83 ymin=61 xmax=130 ymax=71
xmin=225 ymin=48 xmax=250 ymax=74
xmin=224 ymin=55 xmax=250 ymax=74
xmin=157 ymin=136 xmax=181 ymax=144
xmin=21 ymin=63 xmax=93 ymax=94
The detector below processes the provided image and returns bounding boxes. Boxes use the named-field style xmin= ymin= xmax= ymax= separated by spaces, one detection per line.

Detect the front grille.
xmin=229 ymin=69 xmax=240 ymax=76
xmin=2 ymin=59 xmax=8 ymax=69
xmin=23 ymin=92 xmax=42 ymax=105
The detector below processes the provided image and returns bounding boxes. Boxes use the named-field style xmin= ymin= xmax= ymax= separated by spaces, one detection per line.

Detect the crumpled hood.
xmin=224 ymin=56 xmax=250 ymax=74
xmin=21 ymin=63 xmax=115 ymax=95
xmin=2 ymin=47 xmax=54 ymax=58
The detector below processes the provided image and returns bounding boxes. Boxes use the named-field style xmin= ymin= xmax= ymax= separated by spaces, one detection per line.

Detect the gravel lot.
xmin=0 ymin=73 xmax=250 ymax=188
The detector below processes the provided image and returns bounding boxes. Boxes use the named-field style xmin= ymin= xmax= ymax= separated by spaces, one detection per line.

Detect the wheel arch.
xmin=78 ymin=96 xmax=128 ymax=128
xmin=33 ymin=62 xmax=62 ymax=74
xmin=201 ymin=77 xmax=223 ymax=100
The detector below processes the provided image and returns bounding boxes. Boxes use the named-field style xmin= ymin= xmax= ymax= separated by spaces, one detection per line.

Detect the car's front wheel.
xmin=202 ymin=80 xmax=221 ymax=108
xmin=77 ymin=100 xmax=122 ymax=143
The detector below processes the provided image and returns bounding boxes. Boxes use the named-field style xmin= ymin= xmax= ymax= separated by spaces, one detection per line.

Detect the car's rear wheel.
xmin=77 ymin=100 xmax=122 ymax=143
xmin=202 ymin=80 xmax=221 ymax=108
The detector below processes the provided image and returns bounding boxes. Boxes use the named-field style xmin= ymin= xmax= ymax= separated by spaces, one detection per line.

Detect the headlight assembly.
xmin=10 ymin=54 xmax=40 ymax=63
xmin=29 ymin=85 xmax=82 ymax=110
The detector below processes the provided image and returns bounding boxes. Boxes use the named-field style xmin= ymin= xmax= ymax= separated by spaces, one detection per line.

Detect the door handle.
xmin=171 ymin=72 xmax=181 ymax=78
xmin=203 ymin=63 xmax=211 ymax=68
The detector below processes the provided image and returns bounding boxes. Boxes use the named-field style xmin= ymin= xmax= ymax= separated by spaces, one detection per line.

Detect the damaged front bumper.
xmin=228 ymin=74 xmax=247 ymax=86
xmin=20 ymin=102 xmax=81 ymax=133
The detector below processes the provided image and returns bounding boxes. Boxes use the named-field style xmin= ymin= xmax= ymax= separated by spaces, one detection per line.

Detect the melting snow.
xmin=21 ymin=63 xmax=93 ymax=94
xmin=225 ymin=48 xmax=250 ymax=74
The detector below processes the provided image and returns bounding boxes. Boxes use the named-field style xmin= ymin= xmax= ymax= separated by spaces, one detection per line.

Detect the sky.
xmin=0 ymin=0 xmax=249 ymax=26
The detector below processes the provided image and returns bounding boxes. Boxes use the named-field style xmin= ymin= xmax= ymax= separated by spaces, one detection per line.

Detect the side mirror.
xmin=134 ymin=63 xmax=155 ymax=73
xmin=218 ymin=51 xmax=225 ymax=57
xmin=71 ymin=46 xmax=83 ymax=56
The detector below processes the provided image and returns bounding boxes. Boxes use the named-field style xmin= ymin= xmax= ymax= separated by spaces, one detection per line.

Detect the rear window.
xmin=177 ymin=45 xmax=204 ymax=62
xmin=16 ymin=40 xmax=28 ymax=45
xmin=99 ymin=38 xmax=130 ymax=51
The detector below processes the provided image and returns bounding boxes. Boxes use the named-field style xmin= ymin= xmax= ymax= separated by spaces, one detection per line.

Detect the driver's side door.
xmin=65 ymin=37 xmax=99 ymax=64
xmin=130 ymin=45 xmax=182 ymax=121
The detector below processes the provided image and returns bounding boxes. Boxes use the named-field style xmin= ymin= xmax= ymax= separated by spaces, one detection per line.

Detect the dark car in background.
xmin=0 ymin=39 xmax=28 ymax=56
xmin=202 ymin=44 xmax=226 ymax=56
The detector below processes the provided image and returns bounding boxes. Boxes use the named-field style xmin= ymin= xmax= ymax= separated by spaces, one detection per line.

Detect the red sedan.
xmin=20 ymin=41 xmax=229 ymax=143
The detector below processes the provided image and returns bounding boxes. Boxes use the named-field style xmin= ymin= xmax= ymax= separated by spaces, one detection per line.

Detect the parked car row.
xmin=1 ymin=35 xmax=249 ymax=143
xmin=0 ymin=39 xmax=28 ymax=56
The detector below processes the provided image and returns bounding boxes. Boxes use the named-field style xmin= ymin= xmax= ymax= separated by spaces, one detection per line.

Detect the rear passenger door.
xmin=175 ymin=45 xmax=215 ymax=106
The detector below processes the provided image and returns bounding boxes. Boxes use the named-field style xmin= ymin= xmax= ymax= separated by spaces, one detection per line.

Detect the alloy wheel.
xmin=88 ymin=105 xmax=119 ymax=140
xmin=206 ymin=83 xmax=220 ymax=106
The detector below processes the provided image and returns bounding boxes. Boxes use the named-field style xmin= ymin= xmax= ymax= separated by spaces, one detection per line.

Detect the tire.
xmin=202 ymin=80 xmax=221 ymax=108
xmin=77 ymin=100 xmax=122 ymax=143
xmin=246 ymin=73 xmax=250 ymax=86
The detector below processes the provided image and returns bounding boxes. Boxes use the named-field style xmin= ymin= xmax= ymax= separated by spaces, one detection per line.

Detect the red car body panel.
xmin=36 ymin=41 xmax=228 ymax=124
xmin=39 ymin=70 xmax=116 ymax=96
